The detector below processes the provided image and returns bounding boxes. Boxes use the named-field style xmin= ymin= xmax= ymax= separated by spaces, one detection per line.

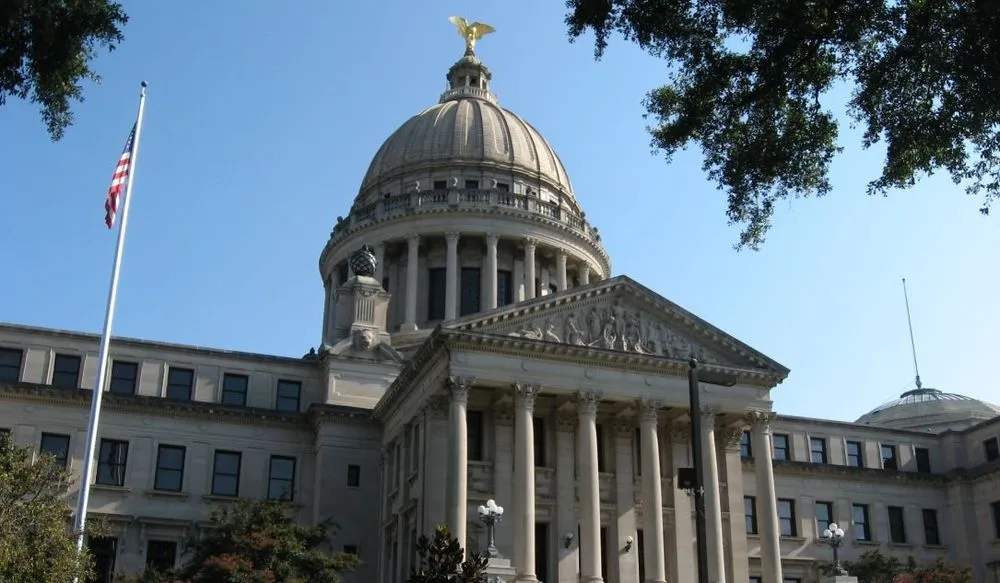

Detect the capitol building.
xmin=2 ymin=35 xmax=999 ymax=583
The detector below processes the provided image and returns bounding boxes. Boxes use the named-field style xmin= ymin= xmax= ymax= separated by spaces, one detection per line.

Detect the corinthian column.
xmin=514 ymin=383 xmax=541 ymax=583
xmin=402 ymin=235 xmax=420 ymax=331
xmin=638 ymin=399 xmax=667 ymax=583
xmin=484 ymin=233 xmax=499 ymax=310
xmin=700 ymin=407 xmax=727 ymax=583
xmin=445 ymin=232 xmax=460 ymax=320
xmin=749 ymin=410 xmax=783 ymax=583
xmin=446 ymin=377 xmax=473 ymax=551
xmin=524 ymin=238 xmax=537 ymax=300
xmin=577 ymin=391 xmax=604 ymax=583
xmin=556 ymin=250 xmax=568 ymax=291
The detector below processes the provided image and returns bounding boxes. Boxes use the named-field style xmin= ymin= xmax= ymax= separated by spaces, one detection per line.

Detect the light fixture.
xmin=820 ymin=522 xmax=847 ymax=576
xmin=477 ymin=499 xmax=504 ymax=558
xmin=623 ymin=535 xmax=634 ymax=552
xmin=563 ymin=532 xmax=574 ymax=549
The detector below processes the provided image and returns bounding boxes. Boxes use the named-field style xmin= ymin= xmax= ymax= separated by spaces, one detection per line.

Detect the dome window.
xmin=433 ymin=180 xmax=447 ymax=190
xmin=465 ymin=179 xmax=479 ymax=189
xmin=496 ymin=182 xmax=509 ymax=192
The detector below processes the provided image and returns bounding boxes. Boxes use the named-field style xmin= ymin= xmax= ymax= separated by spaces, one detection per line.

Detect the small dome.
xmin=856 ymin=387 xmax=1000 ymax=433
xmin=356 ymin=55 xmax=574 ymax=205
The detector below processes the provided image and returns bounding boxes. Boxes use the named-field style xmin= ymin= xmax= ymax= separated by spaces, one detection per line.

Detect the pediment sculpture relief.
xmin=505 ymin=297 xmax=730 ymax=364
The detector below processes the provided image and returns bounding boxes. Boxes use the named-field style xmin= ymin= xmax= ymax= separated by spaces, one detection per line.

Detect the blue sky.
xmin=1 ymin=1 xmax=996 ymax=422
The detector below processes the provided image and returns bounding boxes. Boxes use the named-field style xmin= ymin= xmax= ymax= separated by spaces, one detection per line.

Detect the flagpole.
xmin=73 ymin=81 xmax=149 ymax=557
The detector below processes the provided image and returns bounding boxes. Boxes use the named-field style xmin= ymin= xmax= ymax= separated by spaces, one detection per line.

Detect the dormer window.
xmin=471 ymin=76 xmax=479 ymax=87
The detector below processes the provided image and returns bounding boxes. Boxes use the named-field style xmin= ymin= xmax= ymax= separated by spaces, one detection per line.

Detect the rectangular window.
xmin=433 ymin=180 xmax=447 ymax=190
xmin=165 ymin=367 xmax=194 ymax=401
xmin=772 ymin=434 xmax=790 ymax=461
xmin=343 ymin=544 xmax=358 ymax=556
xmin=497 ymin=182 xmax=510 ymax=192
xmin=275 ymin=379 xmax=301 ymax=412
xmin=815 ymin=501 xmax=833 ymax=534
xmin=922 ymin=509 xmax=941 ymax=546
xmin=750 ymin=579 xmax=762 ymax=583
xmin=596 ymin=423 xmax=606 ymax=472
xmin=992 ymin=501 xmax=1000 ymax=539
xmin=533 ymin=417 xmax=547 ymax=466
xmin=810 ymin=437 xmax=828 ymax=464
xmin=740 ymin=431 xmax=753 ymax=459
xmin=985 ymin=438 xmax=1000 ymax=462
xmin=154 ymin=445 xmax=185 ymax=492
xmin=467 ymin=411 xmax=484 ymax=461
xmin=109 ymin=360 xmax=138 ymax=394
xmin=777 ymin=498 xmax=797 ymax=537
xmin=221 ymin=373 xmax=248 ymax=406
xmin=211 ymin=450 xmax=241 ymax=497
xmin=40 ymin=432 xmax=71 ymax=468
xmin=268 ymin=455 xmax=296 ymax=501
xmin=0 ymin=347 xmax=23 ymax=381
xmin=52 ymin=354 xmax=82 ymax=388
xmin=888 ymin=505 xmax=907 ymax=543
xmin=497 ymin=270 xmax=513 ymax=306
xmin=637 ymin=529 xmax=645 ymax=583
xmin=745 ymin=496 xmax=758 ymax=534
xmin=96 ymin=439 xmax=129 ymax=486
xmin=337 ymin=262 xmax=349 ymax=284
xmin=459 ymin=268 xmax=481 ymax=316
xmin=915 ymin=447 xmax=931 ymax=473
xmin=535 ymin=522 xmax=549 ymax=583
xmin=145 ymin=540 xmax=177 ymax=573
xmin=852 ymin=504 xmax=872 ymax=541
xmin=634 ymin=427 xmax=642 ymax=475
xmin=846 ymin=440 xmax=864 ymax=467
xmin=464 ymin=179 xmax=479 ymax=189
xmin=881 ymin=444 xmax=898 ymax=470
xmin=427 ymin=267 xmax=447 ymax=321
xmin=347 ymin=463 xmax=361 ymax=487
xmin=88 ymin=536 xmax=117 ymax=583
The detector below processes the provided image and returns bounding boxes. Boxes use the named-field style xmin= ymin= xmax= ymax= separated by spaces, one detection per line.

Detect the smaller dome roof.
xmin=856 ymin=387 xmax=1000 ymax=432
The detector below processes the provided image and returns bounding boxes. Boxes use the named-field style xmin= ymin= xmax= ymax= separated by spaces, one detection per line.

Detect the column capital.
xmin=701 ymin=405 xmax=722 ymax=423
xmin=576 ymin=390 xmax=602 ymax=418
xmin=447 ymin=376 xmax=475 ymax=403
xmin=445 ymin=231 xmax=461 ymax=243
xmin=514 ymin=383 xmax=541 ymax=411
xmin=406 ymin=234 xmax=421 ymax=246
xmin=637 ymin=398 xmax=662 ymax=424
xmin=718 ymin=423 xmax=746 ymax=450
xmin=523 ymin=237 xmax=538 ymax=249
xmin=746 ymin=409 xmax=776 ymax=433
xmin=492 ymin=399 xmax=514 ymax=426
xmin=556 ymin=248 xmax=568 ymax=261
xmin=486 ymin=232 xmax=501 ymax=246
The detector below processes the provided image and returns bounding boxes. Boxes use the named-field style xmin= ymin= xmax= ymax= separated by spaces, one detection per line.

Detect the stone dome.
xmin=855 ymin=387 xmax=1000 ymax=433
xmin=355 ymin=55 xmax=576 ymax=208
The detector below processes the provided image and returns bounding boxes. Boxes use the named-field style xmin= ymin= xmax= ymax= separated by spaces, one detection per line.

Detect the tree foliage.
xmin=148 ymin=499 xmax=359 ymax=583
xmin=407 ymin=525 xmax=488 ymax=583
xmin=0 ymin=437 xmax=94 ymax=583
xmin=835 ymin=549 xmax=972 ymax=583
xmin=564 ymin=0 xmax=1000 ymax=249
xmin=1 ymin=0 xmax=128 ymax=140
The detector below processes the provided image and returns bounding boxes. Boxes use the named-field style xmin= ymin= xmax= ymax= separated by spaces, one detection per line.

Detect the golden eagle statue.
xmin=448 ymin=16 xmax=496 ymax=56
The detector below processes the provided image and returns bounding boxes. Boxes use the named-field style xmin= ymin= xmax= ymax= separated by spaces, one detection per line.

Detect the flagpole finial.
xmin=141 ymin=80 xmax=148 ymax=88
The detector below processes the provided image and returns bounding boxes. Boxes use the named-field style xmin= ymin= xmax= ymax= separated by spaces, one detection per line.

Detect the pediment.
xmin=443 ymin=276 xmax=788 ymax=375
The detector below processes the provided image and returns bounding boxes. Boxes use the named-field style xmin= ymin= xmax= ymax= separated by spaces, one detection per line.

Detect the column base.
xmin=581 ymin=577 xmax=604 ymax=583
xmin=399 ymin=322 xmax=418 ymax=332
xmin=513 ymin=576 xmax=538 ymax=583
xmin=644 ymin=579 xmax=667 ymax=583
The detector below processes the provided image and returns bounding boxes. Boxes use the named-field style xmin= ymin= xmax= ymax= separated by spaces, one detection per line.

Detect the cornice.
xmin=945 ymin=458 xmax=1000 ymax=482
xmin=371 ymin=331 xmax=448 ymax=420
xmin=0 ymin=381 xmax=311 ymax=428
xmin=307 ymin=403 xmax=377 ymax=427
xmin=743 ymin=458 xmax=948 ymax=486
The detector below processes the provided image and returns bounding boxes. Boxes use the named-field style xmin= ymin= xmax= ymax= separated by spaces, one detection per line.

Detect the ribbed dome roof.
xmin=356 ymin=54 xmax=573 ymax=202
xmin=856 ymin=387 xmax=1000 ymax=432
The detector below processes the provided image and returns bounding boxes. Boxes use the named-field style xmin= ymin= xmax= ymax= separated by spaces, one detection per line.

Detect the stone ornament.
xmin=637 ymin=398 xmax=661 ymax=424
xmin=576 ymin=390 xmax=602 ymax=417
xmin=718 ymin=423 xmax=746 ymax=449
xmin=504 ymin=296 xmax=727 ymax=363
xmin=348 ymin=244 xmax=378 ymax=277
xmin=513 ymin=383 xmax=541 ymax=410
xmin=746 ymin=409 xmax=776 ymax=432
xmin=351 ymin=329 xmax=378 ymax=352
xmin=447 ymin=376 xmax=474 ymax=403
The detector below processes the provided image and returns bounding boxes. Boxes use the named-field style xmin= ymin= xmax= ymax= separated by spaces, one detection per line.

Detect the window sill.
xmin=781 ymin=536 xmax=807 ymax=543
xmin=202 ymin=494 xmax=239 ymax=503
xmin=144 ymin=489 xmax=189 ymax=500
xmin=924 ymin=544 xmax=948 ymax=550
xmin=888 ymin=542 xmax=914 ymax=548
xmin=853 ymin=540 xmax=879 ymax=546
xmin=92 ymin=483 xmax=131 ymax=493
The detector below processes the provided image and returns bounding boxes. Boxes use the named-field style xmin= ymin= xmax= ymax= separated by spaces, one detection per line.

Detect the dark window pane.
xmin=109 ymin=361 xmax=138 ymax=394
xmin=740 ymin=431 xmax=753 ymax=459
xmin=984 ymin=438 xmax=999 ymax=462
xmin=745 ymin=496 xmax=758 ymax=534
xmin=881 ymin=444 xmax=898 ymax=470
xmin=533 ymin=417 xmax=546 ymax=467
xmin=535 ymin=522 xmax=549 ymax=583
xmin=596 ymin=424 xmax=606 ymax=472
xmin=427 ymin=267 xmax=446 ymax=321
xmin=268 ymin=456 xmax=296 ymax=501
xmin=888 ymin=506 xmax=906 ymax=543
xmin=465 ymin=179 xmax=479 ymax=189
xmin=96 ymin=439 xmax=129 ymax=486
xmin=347 ymin=464 xmax=361 ymax=487
xmin=154 ymin=445 xmax=185 ymax=491
xmin=275 ymin=380 xmax=301 ymax=412
xmin=165 ymin=367 xmax=194 ymax=401
xmin=777 ymin=498 xmax=796 ymax=537
xmin=212 ymin=450 xmax=241 ymax=497
xmin=772 ymin=434 xmax=790 ymax=460
xmin=846 ymin=441 xmax=864 ymax=467
xmin=815 ymin=501 xmax=833 ymax=533
xmin=52 ymin=354 xmax=82 ymax=388
xmin=497 ymin=270 xmax=513 ymax=306
xmin=922 ymin=509 xmax=941 ymax=545
xmin=852 ymin=504 xmax=871 ymax=541
xmin=40 ymin=433 xmax=71 ymax=468
xmin=433 ymin=180 xmax=447 ymax=190
xmin=460 ymin=268 xmax=481 ymax=316
xmin=145 ymin=540 xmax=176 ymax=573
xmin=221 ymin=373 xmax=248 ymax=406
xmin=467 ymin=411 xmax=484 ymax=461
xmin=88 ymin=536 xmax=117 ymax=583
xmin=915 ymin=447 xmax=931 ymax=473
xmin=0 ymin=347 xmax=23 ymax=381
xmin=810 ymin=437 xmax=828 ymax=464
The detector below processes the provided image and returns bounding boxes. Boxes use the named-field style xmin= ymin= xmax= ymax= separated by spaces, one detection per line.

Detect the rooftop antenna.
xmin=901 ymin=278 xmax=923 ymax=389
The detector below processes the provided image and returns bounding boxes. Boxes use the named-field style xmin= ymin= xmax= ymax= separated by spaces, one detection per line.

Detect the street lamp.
xmin=477 ymin=499 xmax=505 ymax=558
xmin=820 ymin=523 xmax=847 ymax=576
xmin=687 ymin=358 xmax=738 ymax=583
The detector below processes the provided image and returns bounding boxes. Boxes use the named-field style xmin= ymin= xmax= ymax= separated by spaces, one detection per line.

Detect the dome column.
xmin=556 ymin=250 xmax=568 ymax=291
xmin=373 ymin=243 xmax=385 ymax=286
xmin=484 ymin=233 xmax=499 ymax=310
xmin=523 ymin=238 xmax=536 ymax=300
xmin=445 ymin=232 xmax=460 ymax=320
xmin=402 ymin=235 xmax=420 ymax=332
xmin=580 ymin=263 xmax=590 ymax=285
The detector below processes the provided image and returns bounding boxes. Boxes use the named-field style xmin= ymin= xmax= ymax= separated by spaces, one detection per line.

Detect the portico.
xmin=373 ymin=276 xmax=789 ymax=583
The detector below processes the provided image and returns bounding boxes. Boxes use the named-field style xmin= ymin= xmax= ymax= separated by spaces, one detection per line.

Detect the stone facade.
xmin=3 ymin=42 xmax=1000 ymax=583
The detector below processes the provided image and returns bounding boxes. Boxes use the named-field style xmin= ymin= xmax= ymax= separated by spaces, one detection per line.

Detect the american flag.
xmin=104 ymin=124 xmax=137 ymax=229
